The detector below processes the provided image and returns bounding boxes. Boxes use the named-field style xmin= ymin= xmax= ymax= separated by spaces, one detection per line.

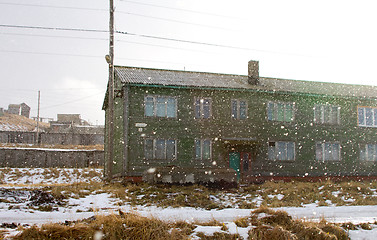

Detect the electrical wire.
xmin=0 ymin=32 xmax=108 ymax=41
xmin=40 ymin=92 xmax=104 ymax=110
xmin=0 ymin=24 xmax=108 ymax=33
xmin=118 ymin=0 xmax=246 ymax=20
xmin=0 ymin=50 xmax=104 ymax=59
xmin=0 ymin=24 xmax=307 ymax=56
xmin=0 ymin=2 xmax=106 ymax=12
xmin=116 ymin=11 xmax=237 ymax=31
xmin=0 ymin=2 xmax=237 ymax=31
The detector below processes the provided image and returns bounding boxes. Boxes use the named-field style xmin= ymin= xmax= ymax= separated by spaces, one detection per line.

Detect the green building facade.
xmin=103 ymin=60 xmax=377 ymax=182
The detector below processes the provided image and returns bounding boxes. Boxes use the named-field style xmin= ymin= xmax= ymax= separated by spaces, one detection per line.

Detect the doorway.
xmin=229 ymin=151 xmax=252 ymax=180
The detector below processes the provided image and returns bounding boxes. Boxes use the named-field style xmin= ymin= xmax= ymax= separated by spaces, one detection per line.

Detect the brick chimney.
xmin=248 ymin=60 xmax=259 ymax=85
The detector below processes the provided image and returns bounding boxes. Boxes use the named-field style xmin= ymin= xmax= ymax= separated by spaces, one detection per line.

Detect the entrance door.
xmin=241 ymin=152 xmax=251 ymax=173
xmin=229 ymin=152 xmax=241 ymax=179
xmin=229 ymin=152 xmax=252 ymax=180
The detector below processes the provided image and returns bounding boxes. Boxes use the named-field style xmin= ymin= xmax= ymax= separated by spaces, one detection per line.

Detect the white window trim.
xmin=360 ymin=143 xmax=377 ymax=161
xmin=144 ymin=138 xmax=177 ymax=160
xmin=195 ymin=139 xmax=212 ymax=160
xmin=194 ymin=97 xmax=212 ymax=119
xmin=316 ymin=142 xmax=341 ymax=161
xmin=231 ymin=99 xmax=248 ymax=120
xmin=268 ymin=141 xmax=296 ymax=161
xmin=267 ymin=101 xmax=295 ymax=122
xmin=144 ymin=95 xmax=177 ymax=118
xmin=358 ymin=106 xmax=377 ymax=127
xmin=313 ymin=104 xmax=340 ymax=125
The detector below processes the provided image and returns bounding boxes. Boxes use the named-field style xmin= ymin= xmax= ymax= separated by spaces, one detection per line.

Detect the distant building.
xmin=41 ymin=114 xmax=104 ymax=145
xmin=56 ymin=114 xmax=89 ymax=126
xmin=7 ymin=103 xmax=30 ymax=118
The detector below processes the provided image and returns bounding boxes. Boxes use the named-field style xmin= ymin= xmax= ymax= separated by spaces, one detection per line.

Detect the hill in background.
xmin=0 ymin=113 xmax=49 ymax=132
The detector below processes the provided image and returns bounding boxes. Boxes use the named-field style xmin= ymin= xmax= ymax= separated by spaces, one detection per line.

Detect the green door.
xmin=229 ymin=152 xmax=241 ymax=180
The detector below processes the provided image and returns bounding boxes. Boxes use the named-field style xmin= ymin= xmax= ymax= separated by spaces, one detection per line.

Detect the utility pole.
xmin=106 ymin=0 xmax=115 ymax=181
xmin=36 ymin=90 xmax=40 ymax=145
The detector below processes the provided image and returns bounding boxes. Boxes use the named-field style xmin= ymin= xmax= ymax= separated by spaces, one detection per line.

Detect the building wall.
xmin=7 ymin=105 xmax=21 ymax=115
xmin=20 ymin=103 xmax=30 ymax=118
xmin=112 ymin=83 xmax=377 ymax=180
xmin=57 ymin=114 xmax=82 ymax=125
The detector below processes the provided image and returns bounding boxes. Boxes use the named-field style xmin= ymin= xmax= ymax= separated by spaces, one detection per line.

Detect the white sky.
xmin=1 ymin=0 xmax=377 ymax=125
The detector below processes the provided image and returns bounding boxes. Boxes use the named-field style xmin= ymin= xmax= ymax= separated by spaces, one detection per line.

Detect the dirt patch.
xmin=27 ymin=190 xmax=64 ymax=210
xmin=0 ymin=188 xmax=30 ymax=203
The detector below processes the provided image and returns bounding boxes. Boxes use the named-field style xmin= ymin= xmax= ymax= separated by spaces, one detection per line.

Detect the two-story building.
xmin=103 ymin=60 xmax=377 ymax=182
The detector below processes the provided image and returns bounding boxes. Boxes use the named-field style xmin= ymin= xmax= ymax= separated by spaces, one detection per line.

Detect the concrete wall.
xmin=40 ymin=133 xmax=104 ymax=145
xmin=0 ymin=148 xmax=104 ymax=168
xmin=0 ymin=132 xmax=104 ymax=145
xmin=0 ymin=131 xmax=36 ymax=144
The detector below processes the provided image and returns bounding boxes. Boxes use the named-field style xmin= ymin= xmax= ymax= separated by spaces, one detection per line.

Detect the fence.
xmin=0 ymin=148 xmax=104 ymax=168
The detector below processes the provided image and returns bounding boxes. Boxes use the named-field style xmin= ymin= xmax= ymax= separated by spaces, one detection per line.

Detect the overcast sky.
xmin=1 ymin=0 xmax=376 ymax=125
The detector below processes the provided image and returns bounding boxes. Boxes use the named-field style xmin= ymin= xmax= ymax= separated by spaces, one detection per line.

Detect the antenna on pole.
xmin=106 ymin=0 xmax=115 ymax=181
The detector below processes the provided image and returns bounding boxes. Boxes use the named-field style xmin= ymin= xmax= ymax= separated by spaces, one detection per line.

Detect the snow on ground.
xmin=0 ymin=168 xmax=102 ymax=185
xmin=1 ymin=168 xmax=377 ymax=239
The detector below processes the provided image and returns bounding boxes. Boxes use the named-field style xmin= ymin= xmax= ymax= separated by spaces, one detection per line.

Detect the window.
xmin=314 ymin=104 xmax=340 ymax=124
xmin=360 ymin=144 xmax=377 ymax=161
xmin=316 ymin=142 xmax=340 ymax=161
xmin=358 ymin=107 xmax=377 ymax=127
xmin=268 ymin=141 xmax=295 ymax=161
xmin=195 ymin=139 xmax=211 ymax=161
xmin=194 ymin=98 xmax=211 ymax=119
xmin=231 ymin=99 xmax=247 ymax=119
xmin=145 ymin=96 xmax=177 ymax=118
xmin=267 ymin=102 xmax=294 ymax=122
xmin=144 ymin=139 xmax=177 ymax=160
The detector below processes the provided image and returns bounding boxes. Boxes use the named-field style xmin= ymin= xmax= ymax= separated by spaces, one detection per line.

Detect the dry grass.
xmin=248 ymin=207 xmax=349 ymax=240
xmin=12 ymin=212 xmax=191 ymax=240
xmin=117 ymin=182 xmax=225 ymax=209
xmin=0 ymin=113 xmax=49 ymax=132
xmin=9 ymin=207 xmax=352 ymax=240
xmin=4 ymin=169 xmax=377 ymax=210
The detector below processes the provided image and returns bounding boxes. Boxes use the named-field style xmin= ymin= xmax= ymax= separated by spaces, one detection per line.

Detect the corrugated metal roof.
xmin=114 ymin=66 xmax=377 ymax=99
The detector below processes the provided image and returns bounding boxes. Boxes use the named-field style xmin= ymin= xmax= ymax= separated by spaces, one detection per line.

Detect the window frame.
xmin=194 ymin=139 xmax=212 ymax=161
xmin=316 ymin=142 xmax=341 ymax=161
xmin=231 ymin=99 xmax=248 ymax=120
xmin=267 ymin=101 xmax=295 ymax=122
xmin=358 ymin=106 xmax=377 ymax=127
xmin=144 ymin=138 xmax=177 ymax=161
xmin=144 ymin=95 xmax=177 ymax=118
xmin=268 ymin=141 xmax=295 ymax=161
xmin=360 ymin=143 xmax=377 ymax=161
xmin=194 ymin=97 xmax=212 ymax=119
xmin=313 ymin=104 xmax=340 ymax=125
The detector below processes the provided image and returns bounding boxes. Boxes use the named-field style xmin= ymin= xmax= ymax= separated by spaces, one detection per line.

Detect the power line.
xmin=41 ymin=92 xmax=104 ymax=110
xmin=0 ymin=50 xmax=103 ymax=59
xmin=0 ymin=32 xmax=217 ymax=55
xmin=116 ymin=11 xmax=236 ymax=31
xmin=0 ymin=2 xmax=106 ymax=12
xmin=0 ymin=32 xmax=108 ymax=41
xmin=0 ymin=24 xmax=312 ymax=57
xmin=118 ymin=0 xmax=245 ymax=20
xmin=0 ymin=49 xmax=216 ymax=68
xmin=0 ymin=24 xmax=107 ymax=33
xmin=0 ymin=2 xmax=237 ymax=31
xmin=116 ymin=31 xmax=309 ymax=56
